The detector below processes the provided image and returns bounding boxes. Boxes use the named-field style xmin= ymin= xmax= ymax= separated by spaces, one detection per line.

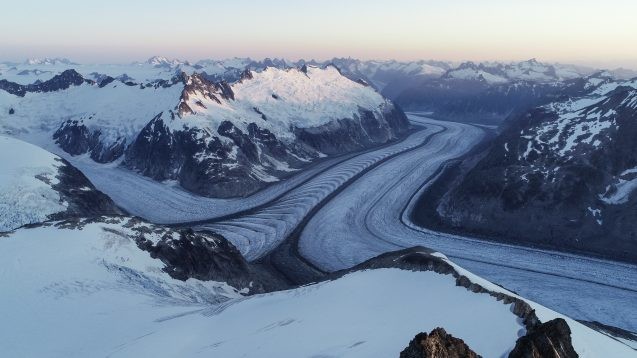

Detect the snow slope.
xmin=0 ymin=136 xmax=67 ymax=231
xmin=172 ymin=65 xmax=388 ymax=140
xmin=1 ymin=220 xmax=631 ymax=357
xmin=0 ymin=220 xmax=525 ymax=357
xmin=97 ymin=268 xmax=524 ymax=358
xmin=0 ymin=80 xmax=182 ymax=148
xmin=0 ymin=220 xmax=243 ymax=357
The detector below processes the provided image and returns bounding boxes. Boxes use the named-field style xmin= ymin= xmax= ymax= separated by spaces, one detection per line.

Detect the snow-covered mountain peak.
xmin=145 ymin=56 xmax=189 ymax=67
xmin=176 ymin=65 xmax=388 ymax=133
xmin=24 ymin=57 xmax=76 ymax=66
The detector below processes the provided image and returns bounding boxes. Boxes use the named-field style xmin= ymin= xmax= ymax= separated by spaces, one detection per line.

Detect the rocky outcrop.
xmin=129 ymin=223 xmax=288 ymax=293
xmin=294 ymin=106 xmax=408 ymax=155
xmin=400 ymin=318 xmax=578 ymax=358
xmin=509 ymin=319 xmax=578 ymax=358
xmin=53 ymin=119 xmax=126 ymax=163
xmin=125 ymin=113 xmax=276 ymax=197
xmin=48 ymin=158 xmax=123 ymax=220
xmin=434 ymin=78 xmax=637 ymax=262
xmin=334 ymin=248 xmax=582 ymax=358
xmin=400 ymin=328 xmax=480 ymax=358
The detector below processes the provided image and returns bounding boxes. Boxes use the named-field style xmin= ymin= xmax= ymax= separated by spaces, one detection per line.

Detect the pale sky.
xmin=2 ymin=0 xmax=636 ymax=68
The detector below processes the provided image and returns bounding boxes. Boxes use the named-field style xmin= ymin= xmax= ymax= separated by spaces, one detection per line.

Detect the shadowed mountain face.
xmin=435 ymin=75 xmax=637 ymax=262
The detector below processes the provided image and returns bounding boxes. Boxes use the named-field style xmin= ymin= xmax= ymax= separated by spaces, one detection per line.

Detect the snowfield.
xmin=0 ymin=220 xmax=243 ymax=357
xmin=0 ymin=81 xmax=182 ymax=149
xmin=0 ymin=136 xmax=67 ymax=231
xmin=175 ymin=66 xmax=389 ymax=141
xmin=1 ymin=221 xmax=633 ymax=357
xmin=96 ymin=268 xmax=524 ymax=358
xmin=0 ymin=221 xmax=520 ymax=357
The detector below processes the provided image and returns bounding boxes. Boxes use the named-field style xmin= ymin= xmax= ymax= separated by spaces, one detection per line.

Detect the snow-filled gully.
xmin=193 ymin=114 xmax=637 ymax=333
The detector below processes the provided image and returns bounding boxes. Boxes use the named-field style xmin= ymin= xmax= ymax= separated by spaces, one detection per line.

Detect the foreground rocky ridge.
xmin=336 ymin=247 xmax=584 ymax=357
xmin=400 ymin=327 xmax=480 ymax=358
xmin=434 ymin=75 xmax=637 ymax=262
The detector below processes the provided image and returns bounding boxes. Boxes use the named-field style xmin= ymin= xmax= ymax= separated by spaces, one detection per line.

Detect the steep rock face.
xmin=400 ymin=328 xmax=480 ymax=358
xmin=436 ymin=76 xmax=637 ymax=262
xmin=53 ymin=118 xmax=127 ymax=163
xmin=125 ymin=113 xmax=272 ymax=197
xmin=509 ymin=319 xmax=578 ymax=358
xmin=49 ymin=158 xmax=123 ymax=220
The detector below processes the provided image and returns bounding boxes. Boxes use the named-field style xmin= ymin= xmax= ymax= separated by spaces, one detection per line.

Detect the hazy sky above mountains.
xmin=2 ymin=0 xmax=636 ymax=69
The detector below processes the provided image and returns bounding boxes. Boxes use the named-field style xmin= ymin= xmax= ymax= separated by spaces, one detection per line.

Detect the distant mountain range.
xmin=8 ymin=56 xmax=633 ymax=126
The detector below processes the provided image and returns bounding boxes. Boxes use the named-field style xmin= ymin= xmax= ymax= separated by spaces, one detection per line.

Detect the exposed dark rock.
xmin=47 ymin=158 xmax=123 ymax=221
xmin=342 ymin=248 xmax=579 ymax=358
xmin=247 ymin=122 xmax=287 ymax=158
xmin=295 ymin=106 xmax=409 ymax=155
xmin=509 ymin=319 xmax=578 ymax=358
xmin=53 ymin=119 xmax=100 ymax=156
xmin=131 ymin=225 xmax=288 ymax=293
xmin=400 ymin=327 xmax=480 ymax=358
xmin=97 ymin=75 xmax=115 ymax=88
xmin=30 ymin=69 xmax=89 ymax=93
xmin=52 ymin=118 xmax=124 ymax=163
xmin=125 ymin=113 xmax=265 ymax=198
xmin=176 ymin=73 xmax=238 ymax=116
xmin=252 ymin=107 xmax=268 ymax=121
xmin=8 ymin=108 xmax=14 ymax=114
xmin=218 ymin=121 xmax=259 ymax=162
xmin=240 ymin=69 xmax=254 ymax=81
xmin=0 ymin=79 xmax=27 ymax=96
xmin=434 ymin=83 xmax=637 ymax=263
